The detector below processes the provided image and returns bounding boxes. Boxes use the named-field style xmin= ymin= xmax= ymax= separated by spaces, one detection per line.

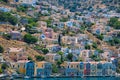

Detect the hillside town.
xmin=0 ymin=0 xmax=120 ymax=79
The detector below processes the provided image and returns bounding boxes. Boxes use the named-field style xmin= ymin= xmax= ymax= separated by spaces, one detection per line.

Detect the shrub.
xmin=3 ymin=33 xmax=11 ymax=40
xmin=23 ymin=34 xmax=38 ymax=44
xmin=0 ymin=45 xmax=4 ymax=53
xmin=35 ymin=55 xmax=44 ymax=61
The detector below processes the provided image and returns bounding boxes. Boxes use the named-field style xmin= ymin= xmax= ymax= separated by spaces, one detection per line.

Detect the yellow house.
xmin=36 ymin=61 xmax=46 ymax=68
xmin=16 ymin=60 xmax=29 ymax=74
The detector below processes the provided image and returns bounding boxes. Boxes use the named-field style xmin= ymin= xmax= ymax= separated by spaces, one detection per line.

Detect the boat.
xmin=24 ymin=76 xmax=30 ymax=79
xmin=115 ymin=73 xmax=120 ymax=77
xmin=41 ymin=75 xmax=46 ymax=78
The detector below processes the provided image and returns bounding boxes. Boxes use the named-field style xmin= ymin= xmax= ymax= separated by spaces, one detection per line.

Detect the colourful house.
xmin=110 ymin=64 xmax=116 ymax=76
xmin=16 ymin=60 xmax=116 ymax=77
xmin=9 ymin=31 xmax=22 ymax=40
xmin=85 ymin=62 xmax=91 ymax=76
xmin=96 ymin=63 xmax=102 ymax=76
xmin=79 ymin=62 xmax=84 ymax=76
xmin=16 ymin=60 xmax=29 ymax=75
xmin=64 ymin=61 xmax=116 ymax=77
xmin=65 ymin=68 xmax=78 ymax=76
xmin=90 ymin=62 xmax=97 ymax=76
xmin=45 ymin=53 xmax=61 ymax=63
xmin=65 ymin=62 xmax=79 ymax=76
xmin=112 ymin=58 xmax=118 ymax=66
xmin=25 ymin=61 xmax=35 ymax=77
xmin=35 ymin=61 xmax=52 ymax=77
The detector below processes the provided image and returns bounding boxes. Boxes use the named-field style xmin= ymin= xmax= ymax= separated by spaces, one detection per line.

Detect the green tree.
xmin=23 ymin=34 xmax=38 ymax=44
xmin=17 ymin=6 xmax=28 ymax=12
xmin=96 ymin=49 xmax=104 ymax=53
xmin=28 ymin=17 xmax=38 ymax=24
xmin=109 ymin=17 xmax=118 ymax=26
xmin=25 ymin=24 xmax=32 ymax=29
xmin=52 ymin=64 xmax=58 ymax=73
xmin=113 ymin=21 xmax=120 ymax=29
xmin=0 ymin=11 xmax=18 ymax=25
xmin=107 ymin=40 xmax=114 ymax=46
xmin=1 ymin=63 xmax=9 ymax=70
xmin=114 ymin=38 xmax=120 ymax=44
xmin=0 ymin=0 xmax=9 ymax=3
xmin=35 ymin=55 xmax=44 ymax=61
xmin=57 ymin=60 xmax=62 ymax=68
xmin=34 ymin=46 xmax=49 ymax=54
xmin=90 ymin=55 xmax=100 ymax=61
xmin=0 ymin=45 xmax=4 ymax=53
xmin=3 ymin=33 xmax=11 ymax=40
xmin=45 ymin=18 xmax=52 ymax=27
xmin=107 ymin=38 xmax=120 ymax=46
xmin=96 ymin=34 xmax=103 ymax=40
xmin=85 ymin=44 xmax=91 ymax=49
xmin=42 ymin=48 xmax=49 ymax=54
xmin=28 ymin=56 xmax=33 ymax=61
xmin=25 ymin=24 xmax=34 ymax=34
xmin=67 ymin=53 xmax=73 ymax=62
xmin=60 ymin=17 xmax=68 ymax=22
xmin=92 ymin=42 xmax=98 ymax=49
xmin=0 ymin=68 xmax=2 ymax=73
xmin=108 ymin=17 xmax=120 ymax=29
xmin=8 ymin=15 xmax=18 ymax=25
xmin=57 ymin=51 xmax=64 ymax=62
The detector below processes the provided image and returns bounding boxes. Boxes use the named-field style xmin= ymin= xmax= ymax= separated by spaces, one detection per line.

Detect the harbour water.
xmin=15 ymin=77 xmax=120 ymax=80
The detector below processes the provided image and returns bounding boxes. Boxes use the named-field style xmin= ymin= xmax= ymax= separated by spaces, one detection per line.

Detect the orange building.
xmin=16 ymin=60 xmax=29 ymax=74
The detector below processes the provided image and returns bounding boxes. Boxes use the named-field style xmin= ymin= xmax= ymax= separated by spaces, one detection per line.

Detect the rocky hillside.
xmin=0 ymin=36 xmax=43 ymax=62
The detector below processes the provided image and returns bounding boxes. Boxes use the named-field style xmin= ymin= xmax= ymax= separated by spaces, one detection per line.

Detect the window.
xmin=18 ymin=65 xmax=19 ymax=68
xmin=68 ymin=66 xmax=69 ymax=68
xmin=77 ymin=65 xmax=78 ymax=68
xmin=24 ymin=65 xmax=25 ymax=68
xmin=77 ymin=72 xmax=79 ymax=75
xmin=71 ymin=65 xmax=73 ymax=68
xmin=13 ymin=65 xmax=15 ymax=68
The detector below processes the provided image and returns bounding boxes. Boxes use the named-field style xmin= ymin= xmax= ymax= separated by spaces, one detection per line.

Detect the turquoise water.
xmin=15 ymin=77 xmax=120 ymax=80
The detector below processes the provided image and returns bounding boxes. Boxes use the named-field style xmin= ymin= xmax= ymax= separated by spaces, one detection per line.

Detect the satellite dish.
xmin=41 ymin=34 xmax=46 ymax=39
